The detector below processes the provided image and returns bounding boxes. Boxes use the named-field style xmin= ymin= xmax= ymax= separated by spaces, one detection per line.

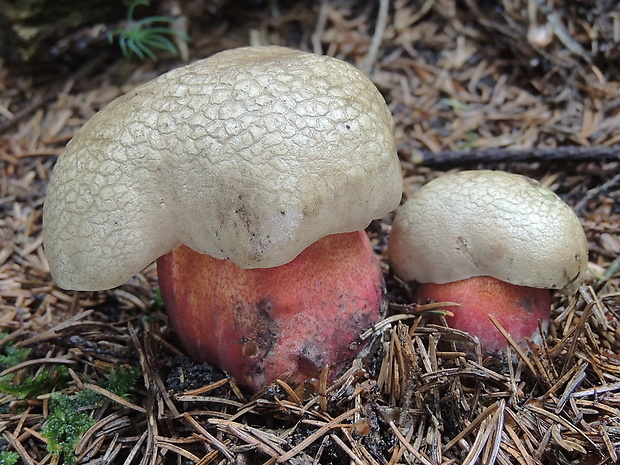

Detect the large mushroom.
xmin=388 ymin=170 xmax=588 ymax=355
xmin=43 ymin=46 xmax=403 ymax=391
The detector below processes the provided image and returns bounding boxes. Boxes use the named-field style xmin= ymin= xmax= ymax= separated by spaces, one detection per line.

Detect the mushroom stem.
xmin=416 ymin=276 xmax=551 ymax=354
xmin=157 ymin=231 xmax=385 ymax=392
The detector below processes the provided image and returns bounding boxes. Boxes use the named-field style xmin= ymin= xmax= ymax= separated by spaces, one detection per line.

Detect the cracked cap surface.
xmin=43 ymin=46 xmax=402 ymax=290
xmin=388 ymin=170 xmax=588 ymax=293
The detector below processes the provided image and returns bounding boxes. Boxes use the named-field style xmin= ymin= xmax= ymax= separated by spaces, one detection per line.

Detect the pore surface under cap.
xmin=388 ymin=170 xmax=588 ymax=293
xmin=44 ymin=46 xmax=402 ymax=290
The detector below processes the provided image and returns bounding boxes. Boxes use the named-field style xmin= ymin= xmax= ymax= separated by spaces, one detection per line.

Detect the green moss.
xmin=104 ymin=365 xmax=141 ymax=399
xmin=0 ymin=335 xmax=72 ymax=399
xmin=0 ymin=340 xmax=30 ymax=368
xmin=0 ymin=438 xmax=19 ymax=465
xmin=0 ymin=451 xmax=19 ymax=465
xmin=41 ymin=392 xmax=97 ymax=465
xmin=1 ymin=332 xmax=142 ymax=463
xmin=0 ymin=365 xmax=72 ymax=399
xmin=41 ymin=365 xmax=141 ymax=464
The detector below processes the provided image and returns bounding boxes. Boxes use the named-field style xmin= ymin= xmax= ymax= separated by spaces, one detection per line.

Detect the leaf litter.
xmin=0 ymin=0 xmax=619 ymax=464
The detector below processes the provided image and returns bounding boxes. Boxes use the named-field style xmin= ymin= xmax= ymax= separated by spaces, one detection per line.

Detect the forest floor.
xmin=0 ymin=1 xmax=619 ymax=464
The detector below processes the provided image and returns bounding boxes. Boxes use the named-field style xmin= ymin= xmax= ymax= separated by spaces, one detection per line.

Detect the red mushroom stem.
xmin=416 ymin=276 xmax=551 ymax=354
xmin=157 ymin=231 xmax=385 ymax=392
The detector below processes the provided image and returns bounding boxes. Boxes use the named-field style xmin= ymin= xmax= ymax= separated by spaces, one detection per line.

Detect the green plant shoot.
xmin=108 ymin=0 xmax=189 ymax=61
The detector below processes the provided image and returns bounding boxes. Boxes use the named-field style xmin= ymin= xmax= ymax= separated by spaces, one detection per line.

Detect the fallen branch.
xmin=408 ymin=145 xmax=620 ymax=166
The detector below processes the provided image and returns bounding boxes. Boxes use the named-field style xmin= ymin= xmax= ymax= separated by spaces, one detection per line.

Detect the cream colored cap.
xmin=388 ymin=170 xmax=588 ymax=293
xmin=44 ymin=46 xmax=402 ymax=290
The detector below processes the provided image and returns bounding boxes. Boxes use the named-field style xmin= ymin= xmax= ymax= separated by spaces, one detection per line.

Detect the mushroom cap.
xmin=44 ymin=46 xmax=402 ymax=290
xmin=388 ymin=170 xmax=588 ymax=293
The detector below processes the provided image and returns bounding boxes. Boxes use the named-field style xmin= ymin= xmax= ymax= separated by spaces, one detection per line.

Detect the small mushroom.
xmin=388 ymin=170 xmax=588 ymax=355
xmin=43 ymin=46 xmax=402 ymax=391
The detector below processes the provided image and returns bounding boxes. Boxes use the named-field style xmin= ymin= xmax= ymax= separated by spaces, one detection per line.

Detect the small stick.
xmin=2 ymin=431 xmax=37 ymax=465
xmin=388 ymin=421 xmax=434 ymax=465
xmin=311 ymin=0 xmax=329 ymax=55
xmin=409 ymin=145 xmax=620 ymax=167
xmin=488 ymin=314 xmax=538 ymax=378
xmin=183 ymin=413 xmax=235 ymax=462
xmin=277 ymin=408 xmax=359 ymax=462
xmin=83 ymin=383 xmax=146 ymax=413
xmin=364 ymin=0 xmax=390 ymax=74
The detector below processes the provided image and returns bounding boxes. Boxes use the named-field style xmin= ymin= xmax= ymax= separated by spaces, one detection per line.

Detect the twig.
xmin=575 ymin=171 xmax=620 ymax=212
xmin=526 ymin=405 xmax=598 ymax=449
xmin=311 ymin=0 xmax=329 ymax=55
xmin=2 ymin=431 xmax=37 ymax=465
xmin=360 ymin=302 xmax=460 ymax=340
xmin=388 ymin=421 xmax=434 ymax=465
xmin=209 ymin=418 xmax=287 ymax=457
xmin=0 ymin=357 xmax=75 ymax=377
xmin=17 ymin=309 xmax=97 ymax=346
xmin=329 ymin=434 xmax=365 ymax=465
xmin=76 ymin=411 xmax=132 ymax=455
xmin=181 ymin=378 xmax=229 ymax=396
xmin=488 ymin=314 xmax=539 ymax=378
xmin=154 ymin=438 xmax=201 ymax=462
xmin=409 ymin=145 xmax=620 ymax=166
xmin=122 ymin=430 xmax=148 ymax=465
xmin=277 ymin=408 xmax=359 ymax=462
xmin=599 ymin=423 xmax=618 ymax=463
xmin=571 ymin=381 xmax=620 ymax=399
xmin=560 ymin=301 xmax=594 ymax=376
xmin=443 ymin=402 xmax=500 ymax=452
xmin=364 ymin=0 xmax=389 ymax=74
xmin=482 ymin=400 xmax=505 ymax=465
xmin=83 ymin=383 xmax=146 ymax=413
xmin=554 ymin=362 xmax=588 ymax=414
xmin=184 ymin=413 xmax=235 ymax=462
xmin=460 ymin=401 xmax=503 ymax=465
xmin=129 ymin=325 xmax=158 ymax=465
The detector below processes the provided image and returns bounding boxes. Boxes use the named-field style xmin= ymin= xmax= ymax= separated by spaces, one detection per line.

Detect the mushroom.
xmin=388 ymin=170 xmax=588 ymax=355
xmin=43 ymin=46 xmax=402 ymax=391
